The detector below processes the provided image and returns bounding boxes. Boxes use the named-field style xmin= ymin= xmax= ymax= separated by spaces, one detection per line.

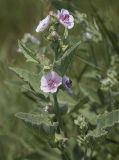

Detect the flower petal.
xmin=36 ymin=15 xmax=50 ymax=32
xmin=57 ymin=9 xmax=74 ymax=29
xmin=61 ymin=9 xmax=69 ymax=15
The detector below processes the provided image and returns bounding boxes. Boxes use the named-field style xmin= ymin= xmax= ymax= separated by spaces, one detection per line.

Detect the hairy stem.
xmin=53 ymin=93 xmax=63 ymax=131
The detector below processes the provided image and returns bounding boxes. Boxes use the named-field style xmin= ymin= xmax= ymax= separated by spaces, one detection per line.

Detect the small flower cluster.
xmin=36 ymin=9 xmax=74 ymax=32
xmin=40 ymin=71 xmax=72 ymax=93
xmin=100 ymin=68 xmax=118 ymax=91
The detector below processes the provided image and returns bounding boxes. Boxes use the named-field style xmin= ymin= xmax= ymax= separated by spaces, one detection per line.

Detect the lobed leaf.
xmin=18 ymin=40 xmax=39 ymax=63
xmin=9 ymin=67 xmax=41 ymax=93
xmin=86 ymin=109 xmax=119 ymax=139
xmin=15 ymin=112 xmax=57 ymax=138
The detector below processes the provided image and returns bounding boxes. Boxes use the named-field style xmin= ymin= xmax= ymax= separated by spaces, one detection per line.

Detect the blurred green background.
xmin=0 ymin=0 xmax=119 ymax=159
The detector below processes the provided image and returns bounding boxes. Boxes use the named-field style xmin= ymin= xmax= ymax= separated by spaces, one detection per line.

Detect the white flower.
xmin=36 ymin=15 xmax=50 ymax=32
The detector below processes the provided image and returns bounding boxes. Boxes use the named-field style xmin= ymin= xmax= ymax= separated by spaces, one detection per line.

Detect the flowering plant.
xmin=10 ymin=7 xmax=119 ymax=160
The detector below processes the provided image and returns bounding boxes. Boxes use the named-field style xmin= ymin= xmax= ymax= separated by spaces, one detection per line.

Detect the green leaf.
xmin=92 ymin=7 xmax=119 ymax=56
xmin=9 ymin=67 xmax=41 ymax=93
xmin=15 ymin=153 xmax=43 ymax=160
xmin=86 ymin=109 xmax=119 ymax=139
xmin=79 ymin=83 xmax=100 ymax=104
xmin=69 ymin=97 xmax=89 ymax=113
xmin=15 ymin=149 xmax=61 ymax=160
xmin=58 ymin=90 xmax=77 ymax=106
xmin=15 ymin=112 xmax=57 ymax=138
xmin=79 ymin=105 xmax=97 ymax=125
xmin=18 ymin=40 xmax=39 ymax=63
xmin=53 ymin=41 xmax=81 ymax=76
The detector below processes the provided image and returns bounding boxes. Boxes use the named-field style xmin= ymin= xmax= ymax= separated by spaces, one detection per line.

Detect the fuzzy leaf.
xmin=86 ymin=109 xmax=119 ymax=139
xmin=18 ymin=40 xmax=39 ymax=63
xmin=15 ymin=149 xmax=61 ymax=160
xmin=58 ymin=90 xmax=77 ymax=106
xmin=69 ymin=97 xmax=89 ymax=113
xmin=53 ymin=41 xmax=81 ymax=76
xmin=9 ymin=67 xmax=41 ymax=93
xmin=79 ymin=83 xmax=100 ymax=104
xmin=15 ymin=112 xmax=57 ymax=138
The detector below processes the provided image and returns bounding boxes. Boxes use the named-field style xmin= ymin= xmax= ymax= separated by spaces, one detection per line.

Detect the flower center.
xmin=61 ymin=14 xmax=69 ymax=21
xmin=48 ymin=79 xmax=57 ymax=88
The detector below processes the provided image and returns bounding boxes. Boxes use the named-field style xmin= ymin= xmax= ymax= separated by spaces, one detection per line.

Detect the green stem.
xmin=53 ymin=93 xmax=63 ymax=131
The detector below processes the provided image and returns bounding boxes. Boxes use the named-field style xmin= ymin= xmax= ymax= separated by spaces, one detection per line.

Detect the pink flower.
xmin=36 ymin=15 xmax=50 ymax=32
xmin=40 ymin=71 xmax=62 ymax=93
xmin=57 ymin=9 xmax=74 ymax=29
